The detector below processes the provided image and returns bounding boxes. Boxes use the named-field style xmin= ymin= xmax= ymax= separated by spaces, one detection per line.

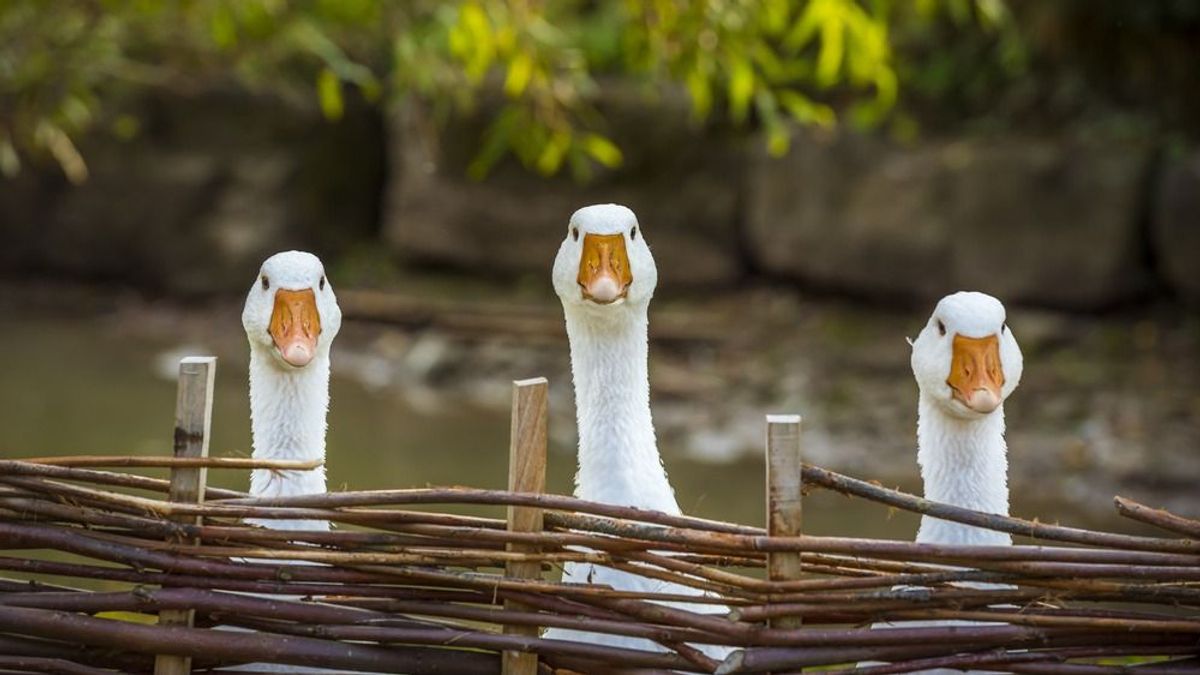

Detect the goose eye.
xmin=572 ymin=227 xmax=580 ymax=242
xmin=319 ymin=276 xmax=326 ymax=291
xmin=630 ymin=226 xmax=638 ymax=240
xmin=261 ymin=276 xmax=270 ymax=291
xmin=937 ymin=320 xmax=946 ymax=336
xmin=1002 ymin=321 xmax=1008 ymax=333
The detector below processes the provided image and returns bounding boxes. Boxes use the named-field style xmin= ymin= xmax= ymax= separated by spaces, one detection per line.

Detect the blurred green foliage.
xmin=1 ymin=0 xmax=1016 ymax=182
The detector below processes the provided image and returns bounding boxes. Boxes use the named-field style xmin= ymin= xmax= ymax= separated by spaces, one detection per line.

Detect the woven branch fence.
xmin=0 ymin=357 xmax=1196 ymax=674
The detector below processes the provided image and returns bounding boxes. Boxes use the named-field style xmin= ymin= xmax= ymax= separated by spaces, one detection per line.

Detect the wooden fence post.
xmin=503 ymin=377 xmax=548 ymax=675
xmin=765 ymin=414 xmax=803 ymax=631
xmin=154 ymin=357 xmax=216 ymax=675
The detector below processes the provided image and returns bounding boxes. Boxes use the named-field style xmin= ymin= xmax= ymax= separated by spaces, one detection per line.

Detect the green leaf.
xmin=208 ymin=6 xmax=237 ymax=49
xmin=784 ymin=0 xmax=823 ymax=51
xmin=778 ymin=90 xmax=836 ymax=128
xmin=761 ymin=0 xmax=791 ymax=36
xmin=111 ymin=114 xmax=140 ymax=140
xmin=468 ymin=106 xmax=520 ymax=180
xmin=946 ymin=0 xmax=972 ymax=25
xmin=728 ymin=55 xmax=755 ymax=124
xmin=580 ymin=133 xmax=623 ymax=168
xmin=976 ymin=0 xmax=1009 ymax=29
xmin=317 ymin=68 xmax=344 ymax=121
xmin=767 ymin=123 xmax=791 ymax=157
xmin=816 ymin=19 xmax=844 ymax=87
xmin=685 ymin=65 xmax=713 ymax=120
xmin=535 ymin=130 xmax=571 ymax=175
xmin=504 ymin=51 xmax=534 ymax=98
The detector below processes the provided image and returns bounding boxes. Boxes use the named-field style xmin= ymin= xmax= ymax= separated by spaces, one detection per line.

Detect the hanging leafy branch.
xmin=0 ymin=0 xmax=1010 ymax=183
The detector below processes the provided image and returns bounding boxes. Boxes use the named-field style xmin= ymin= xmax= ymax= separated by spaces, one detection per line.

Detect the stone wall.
xmin=0 ymin=90 xmax=384 ymax=294
xmin=384 ymin=96 xmax=1195 ymax=310
xmin=746 ymin=134 xmax=1156 ymax=308
xmin=1 ymin=87 xmax=1196 ymax=307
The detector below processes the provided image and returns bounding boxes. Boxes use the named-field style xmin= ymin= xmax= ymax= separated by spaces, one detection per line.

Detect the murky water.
xmin=3 ymin=298 xmax=1189 ymax=542
xmin=0 ymin=314 xmax=918 ymax=539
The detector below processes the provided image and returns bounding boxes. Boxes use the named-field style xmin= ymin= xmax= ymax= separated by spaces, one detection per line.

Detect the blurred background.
xmin=1 ymin=1 xmax=1197 ymax=535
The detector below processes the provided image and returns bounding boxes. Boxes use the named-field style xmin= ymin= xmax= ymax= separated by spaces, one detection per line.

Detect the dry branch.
xmin=0 ymin=456 xmax=1195 ymax=674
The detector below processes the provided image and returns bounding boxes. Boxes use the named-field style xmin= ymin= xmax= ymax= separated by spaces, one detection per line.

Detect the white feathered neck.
xmin=247 ymin=344 xmax=330 ymax=531
xmin=915 ymin=391 xmax=1011 ymax=546
xmin=565 ymin=304 xmax=679 ymax=515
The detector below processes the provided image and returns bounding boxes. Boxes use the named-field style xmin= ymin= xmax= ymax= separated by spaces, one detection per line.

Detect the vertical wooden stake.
xmin=503 ymin=377 xmax=548 ymax=675
xmin=766 ymin=414 xmax=803 ymax=631
xmin=154 ymin=356 xmax=216 ymax=675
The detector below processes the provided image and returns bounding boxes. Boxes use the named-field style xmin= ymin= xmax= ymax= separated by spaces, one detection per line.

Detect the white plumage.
xmin=241 ymin=250 xmax=342 ymax=530
xmin=867 ymin=291 xmax=1024 ymax=675
xmin=544 ymin=204 xmax=731 ymax=660
xmin=231 ymin=251 xmax=344 ymax=673
xmin=910 ymin=291 xmax=1023 ymax=545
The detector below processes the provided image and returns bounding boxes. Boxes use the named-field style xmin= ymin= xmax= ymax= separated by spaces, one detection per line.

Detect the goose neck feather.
xmin=916 ymin=392 xmax=1011 ymax=546
xmin=565 ymin=305 xmax=678 ymax=514
xmin=247 ymin=347 xmax=330 ymax=530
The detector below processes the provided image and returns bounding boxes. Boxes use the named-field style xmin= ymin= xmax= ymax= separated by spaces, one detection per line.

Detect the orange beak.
xmin=577 ymin=233 xmax=633 ymax=304
xmin=269 ymin=289 xmax=321 ymax=367
xmin=947 ymin=334 xmax=1005 ymax=413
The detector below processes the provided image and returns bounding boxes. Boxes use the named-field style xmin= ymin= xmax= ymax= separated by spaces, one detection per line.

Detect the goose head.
xmin=242 ymin=251 xmax=342 ymax=369
xmin=552 ymin=204 xmax=657 ymax=315
xmin=911 ymin=291 xmax=1022 ymax=419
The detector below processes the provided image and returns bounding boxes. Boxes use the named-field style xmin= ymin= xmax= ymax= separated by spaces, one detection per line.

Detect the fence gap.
xmin=502 ymin=377 xmax=549 ymax=675
xmin=765 ymin=414 xmax=803 ymax=631
xmin=154 ymin=356 xmax=216 ymax=675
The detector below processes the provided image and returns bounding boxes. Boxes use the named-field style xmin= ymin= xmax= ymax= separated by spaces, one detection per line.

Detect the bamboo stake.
xmin=156 ymin=355 xmax=215 ymax=675
xmin=504 ymin=378 xmax=549 ymax=675
xmin=765 ymin=415 xmax=803 ymax=631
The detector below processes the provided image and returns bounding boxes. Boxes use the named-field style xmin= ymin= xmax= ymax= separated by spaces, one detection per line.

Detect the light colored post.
xmin=502 ymin=377 xmax=548 ymax=675
xmin=155 ymin=357 xmax=216 ymax=675
xmin=766 ymin=414 xmax=803 ymax=631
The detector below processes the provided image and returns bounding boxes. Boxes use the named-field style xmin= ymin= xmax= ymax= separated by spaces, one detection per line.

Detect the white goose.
xmin=241 ymin=250 xmax=342 ymax=530
xmin=865 ymin=292 xmax=1024 ymax=674
xmin=910 ymin=291 xmax=1023 ymax=545
xmin=543 ymin=204 xmax=730 ymax=659
xmin=228 ymin=252 xmax=345 ymax=673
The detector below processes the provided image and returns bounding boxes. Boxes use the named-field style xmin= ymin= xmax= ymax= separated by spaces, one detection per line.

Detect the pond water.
xmin=1 ymin=305 xmax=1165 ymax=542
xmin=0 ymin=313 xmax=917 ymax=540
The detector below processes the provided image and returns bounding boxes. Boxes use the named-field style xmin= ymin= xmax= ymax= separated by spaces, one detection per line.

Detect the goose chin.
xmin=583 ymin=294 xmax=627 ymax=307
xmin=580 ymin=277 xmax=629 ymax=305
xmin=947 ymin=389 xmax=1002 ymax=416
xmin=962 ymin=388 xmax=1001 ymax=414
xmin=277 ymin=342 xmax=316 ymax=368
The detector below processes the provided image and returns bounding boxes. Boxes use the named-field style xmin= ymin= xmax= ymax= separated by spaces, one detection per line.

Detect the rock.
xmin=944 ymin=139 xmax=1152 ymax=309
xmin=0 ymin=89 xmax=384 ymax=293
xmin=1153 ymin=150 xmax=1200 ymax=303
xmin=747 ymin=131 xmax=1154 ymax=310
xmin=747 ymin=131 xmax=954 ymax=300
xmin=382 ymin=88 xmax=746 ymax=287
